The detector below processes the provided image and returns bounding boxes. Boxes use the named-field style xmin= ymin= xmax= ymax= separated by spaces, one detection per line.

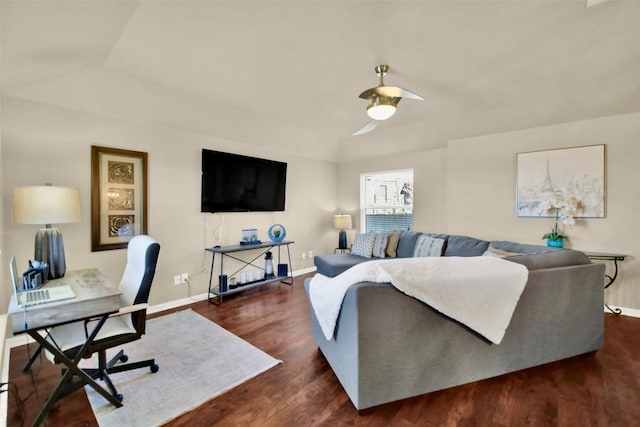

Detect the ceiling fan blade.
xmin=358 ymin=87 xmax=378 ymax=100
xmin=353 ymin=120 xmax=379 ymax=136
xmin=372 ymin=86 xmax=424 ymax=100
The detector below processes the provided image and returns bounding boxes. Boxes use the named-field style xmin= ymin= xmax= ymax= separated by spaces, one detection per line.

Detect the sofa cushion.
xmin=352 ymin=233 xmax=377 ymax=258
xmin=489 ymin=240 xmax=558 ymax=255
xmin=372 ymin=233 xmax=388 ymax=258
xmin=483 ymin=247 xmax=523 ymax=258
xmin=313 ymin=254 xmax=371 ymax=277
xmin=413 ymin=235 xmax=446 ymax=257
xmin=505 ymin=249 xmax=591 ymax=270
xmin=385 ymin=231 xmax=402 ymax=258
xmin=396 ymin=231 xmax=422 ymax=258
xmin=443 ymin=235 xmax=490 ymax=257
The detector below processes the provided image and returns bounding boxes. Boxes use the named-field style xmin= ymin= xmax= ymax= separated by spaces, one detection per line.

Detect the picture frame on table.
xmin=91 ymin=145 xmax=148 ymax=251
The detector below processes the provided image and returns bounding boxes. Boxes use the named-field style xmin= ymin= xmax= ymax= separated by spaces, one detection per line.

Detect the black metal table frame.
xmin=28 ymin=313 xmax=123 ymax=426
xmin=584 ymin=252 xmax=627 ymax=315
xmin=206 ymin=240 xmax=294 ymax=305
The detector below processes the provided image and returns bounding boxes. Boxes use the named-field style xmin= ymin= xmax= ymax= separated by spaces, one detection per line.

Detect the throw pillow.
xmin=483 ymin=247 xmax=523 ymax=258
xmin=413 ymin=235 xmax=446 ymax=257
xmin=396 ymin=231 xmax=422 ymax=258
xmin=352 ymin=233 xmax=377 ymax=258
xmin=372 ymin=233 xmax=388 ymax=258
xmin=385 ymin=231 xmax=402 ymax=258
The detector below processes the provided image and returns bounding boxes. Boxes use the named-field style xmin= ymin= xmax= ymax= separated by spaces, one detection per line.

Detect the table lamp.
xmin=13 ymin=185 xmax=81 ymax=279
xmin=333 ymin=214 xmax=353 ymax=250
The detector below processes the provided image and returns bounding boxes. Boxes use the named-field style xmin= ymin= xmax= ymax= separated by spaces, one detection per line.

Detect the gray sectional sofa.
xmin=305 ymin=231 xmax=605 ymax=410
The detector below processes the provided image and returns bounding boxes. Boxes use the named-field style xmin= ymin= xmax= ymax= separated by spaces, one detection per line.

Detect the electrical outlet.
xmin=308 ymin=250 xmax=313 ymax=258
xmin=181 ymin=273 xmax=189 ymax=284
xmin=174 ymin=275 xmax=181 ymax=286
xmin=301 ymin=252 xmax=306 ymax=260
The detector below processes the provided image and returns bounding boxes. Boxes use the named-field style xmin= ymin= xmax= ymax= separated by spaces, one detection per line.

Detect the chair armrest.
xmin=81 ymin=303 xmax=148 ymax=338
xmin=109 ymin=303 xmax=149 ymax=318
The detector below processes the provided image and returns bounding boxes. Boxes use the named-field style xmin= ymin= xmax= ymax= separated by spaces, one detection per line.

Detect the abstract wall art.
xmin=516 ymin=145 xmax=605 ymax=218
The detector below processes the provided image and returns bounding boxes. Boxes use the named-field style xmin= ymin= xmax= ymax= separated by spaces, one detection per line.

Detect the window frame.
xmin=360 ymin=168 xmax=414 ymax=233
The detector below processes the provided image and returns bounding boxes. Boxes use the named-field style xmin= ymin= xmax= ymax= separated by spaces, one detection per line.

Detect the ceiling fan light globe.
xmin=367 ymin=104 xmax=396 ymax=120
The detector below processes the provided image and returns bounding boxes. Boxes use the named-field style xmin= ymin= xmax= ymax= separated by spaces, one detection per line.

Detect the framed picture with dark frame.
xmin=91 ymin=145 xmax=148 ymax=251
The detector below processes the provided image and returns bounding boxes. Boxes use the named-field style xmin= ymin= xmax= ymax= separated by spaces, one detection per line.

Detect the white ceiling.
xmin=2 ymin=0 xmax=639 ymax=162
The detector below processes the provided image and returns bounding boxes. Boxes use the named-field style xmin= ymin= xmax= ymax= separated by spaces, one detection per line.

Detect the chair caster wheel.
xmin=120 ymin=355 xmax=129 ymax=363
xmin=116 ymin=393 xmax=123 ymax=402
xmin=151 ymin=364 xmax=159 ymax=373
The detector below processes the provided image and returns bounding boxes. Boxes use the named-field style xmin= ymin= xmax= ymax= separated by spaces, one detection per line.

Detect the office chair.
xmin=38 ymin=235 xmax=161 ymax=402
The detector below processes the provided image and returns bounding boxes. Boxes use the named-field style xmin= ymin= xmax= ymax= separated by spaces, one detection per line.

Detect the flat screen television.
xmin=201 ymin=149 xmax=287 ymax=213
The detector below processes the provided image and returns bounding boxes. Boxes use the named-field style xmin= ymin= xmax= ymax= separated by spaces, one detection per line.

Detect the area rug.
xmin=83 ymin=309 xmax=281 ymax=426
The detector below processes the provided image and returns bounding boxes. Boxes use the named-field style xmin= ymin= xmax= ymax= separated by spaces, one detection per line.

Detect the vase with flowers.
xmin=539 ymin=190 xmax=581 ymax=248
xmin=542 ymin=211 xmax=567 ymax=248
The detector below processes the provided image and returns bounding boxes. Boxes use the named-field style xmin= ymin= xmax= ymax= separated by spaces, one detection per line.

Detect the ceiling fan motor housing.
xmin=354 ymin=64 xmax=424 ymax=135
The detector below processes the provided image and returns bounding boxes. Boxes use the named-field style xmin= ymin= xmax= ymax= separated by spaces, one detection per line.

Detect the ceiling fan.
xmin=353 ymin=64 xmax=424 ymax=136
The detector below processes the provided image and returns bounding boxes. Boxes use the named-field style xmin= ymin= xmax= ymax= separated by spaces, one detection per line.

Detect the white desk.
xmin=8 ymin=269 xmax=122 ymax=426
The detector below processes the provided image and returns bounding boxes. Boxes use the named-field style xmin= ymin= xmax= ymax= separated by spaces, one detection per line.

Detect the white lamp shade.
xmin=367 ymin=104 xmax=396 ymax=121
xmin=333 ymin=214 xmax=353 ymax=230
xmin=13 ymin=186 xmax=81 ymax=225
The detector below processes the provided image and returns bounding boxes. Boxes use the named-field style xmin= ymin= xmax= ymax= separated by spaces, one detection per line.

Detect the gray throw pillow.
xmin=413 ymin=235 xmax=446 ymax=257
xmin=372 ymin=233 xmax=388 ymax=258
xmin=396 ymin=231 xmax=422 ymax=258
xmin=351 ymin=233 xmax=377 ymax=258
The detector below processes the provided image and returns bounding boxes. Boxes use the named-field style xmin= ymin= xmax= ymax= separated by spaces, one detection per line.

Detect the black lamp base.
xmin=338 ymin=230 xmax=348 ymax=250
xmin=34 ymin=228 xmax=66 ymax=279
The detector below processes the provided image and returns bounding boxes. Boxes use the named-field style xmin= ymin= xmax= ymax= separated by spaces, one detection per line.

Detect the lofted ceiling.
xmin=2 ymin=0 xmax=639 ymax=163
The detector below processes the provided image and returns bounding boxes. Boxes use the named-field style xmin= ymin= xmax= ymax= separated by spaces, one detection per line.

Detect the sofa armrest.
xmin=313 ymin=254 xmax=371 ymax=277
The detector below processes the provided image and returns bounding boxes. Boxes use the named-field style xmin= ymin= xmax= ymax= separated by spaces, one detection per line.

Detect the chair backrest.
xmin=119 ymin=235 xmax=161 ymax=333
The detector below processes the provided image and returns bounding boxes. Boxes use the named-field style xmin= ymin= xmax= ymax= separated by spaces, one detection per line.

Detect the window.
xmin=361 ymin=169 xmax=413 ymax=233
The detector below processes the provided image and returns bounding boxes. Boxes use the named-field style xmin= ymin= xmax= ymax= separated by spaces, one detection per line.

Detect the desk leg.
xmin=22 ymin=340 xmax=44 ymax=372
xmin=30 ymin=315 xmax=123 ymax=426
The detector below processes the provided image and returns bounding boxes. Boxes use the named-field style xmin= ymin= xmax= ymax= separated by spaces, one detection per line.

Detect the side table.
xmin=583 ymin=251 xmax=627 ymax=315
xmin=206 ymin=240 xmax=294 ymax=305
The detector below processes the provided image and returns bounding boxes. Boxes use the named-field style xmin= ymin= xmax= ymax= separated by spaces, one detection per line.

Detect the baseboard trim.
xmin=294 ymin=266 xmax=317 ymax=276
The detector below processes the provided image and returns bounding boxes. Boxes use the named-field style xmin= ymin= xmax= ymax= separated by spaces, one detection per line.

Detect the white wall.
xmin=337 ymin=112 xmax=640 ymax=310
xmin=0 ymin=42 xmax=7 ymax=398
xmin=446 ymin=112 xmax=640 ymax=310
xmin=337 ymin=148 xmax=448 ymax=243
xmin=0 ymin=97 xmax=339 ymax=313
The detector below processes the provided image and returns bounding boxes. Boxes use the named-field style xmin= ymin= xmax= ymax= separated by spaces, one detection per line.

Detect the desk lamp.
xmin=333 ymin=214 xmax=353 ymax=250
xmin=13 ymin=185 xmax=81 ymax=279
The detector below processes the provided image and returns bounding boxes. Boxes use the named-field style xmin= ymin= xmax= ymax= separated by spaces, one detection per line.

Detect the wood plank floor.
xmin=6 ymin=273 xmax=640 ymax=426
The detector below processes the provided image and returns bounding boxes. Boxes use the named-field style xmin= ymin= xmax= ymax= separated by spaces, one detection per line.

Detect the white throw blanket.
xmin=308 ymin=256 xmax=529 ymax=344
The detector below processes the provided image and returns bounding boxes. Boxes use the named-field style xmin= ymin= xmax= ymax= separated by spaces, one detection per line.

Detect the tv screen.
xmin=201 ymin=149 xmax=287 ymax=213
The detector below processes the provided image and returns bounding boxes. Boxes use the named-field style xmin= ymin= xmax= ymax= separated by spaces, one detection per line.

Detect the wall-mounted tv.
xmin=201 ymin=149 xmax=287 ymax=213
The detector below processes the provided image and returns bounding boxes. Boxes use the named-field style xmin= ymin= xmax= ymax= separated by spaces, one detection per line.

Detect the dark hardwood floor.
xmin=6 ymin=273 xmax=640 ymax=426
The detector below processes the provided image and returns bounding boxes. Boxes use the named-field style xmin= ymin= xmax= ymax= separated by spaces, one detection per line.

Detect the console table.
xmin=583 ymin=251 xmax=627 ymax=315
xmin=206 ymin=240 xmax=294 ymax=305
